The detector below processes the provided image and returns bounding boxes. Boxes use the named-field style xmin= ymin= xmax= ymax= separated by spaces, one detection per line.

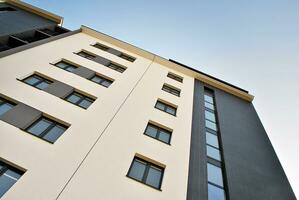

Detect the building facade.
xmin=0 ymin=1 xmax=296 ymax=200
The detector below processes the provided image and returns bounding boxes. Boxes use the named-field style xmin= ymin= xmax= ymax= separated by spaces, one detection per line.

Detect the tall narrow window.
xmin=65 ymin=91 xmax=94 ymax=109
xmin=0 ymin=161 xmax=24 ymax=198
xmin=23 ymin=74 xmax=53 ymax=90
xmin=0 ymin=98 xmax=15 ymax=116
xmin=162 ymin=84 xmax=181 ymax=97
xmin=127 ymin=157 xmax=164 ymax=189
xmin=144 ymin=123 xmax=172 ymax=144
xmin=167 ymin=72 xmax=183 ymax=83
xmin=155 ymin=100 xmax=177 ymax=116
xmin=90 ymin=75 xmax=113 ymax=88
xmin=26 ymin=117 xmax=68 ymax=143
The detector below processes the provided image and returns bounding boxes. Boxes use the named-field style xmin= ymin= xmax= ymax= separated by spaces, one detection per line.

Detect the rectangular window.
xmin=90 ymin=75 xmax=113 ymax=88
xmin=206 ymin=132 xmax=219 ymax=148
xmin=205 ymin=101 xmax=214 ymax=111
xmin=119 ymin=53 xmax=135 ymax=62
xmin=208 ymin=183 xmax=225 ymax=200
xmin=26 ymin=117 xmax=68 ymax=143
xmin=23 ymin=74 xmax=53 ymax=90
xmin=54 ymin=61 xmax=77 ymax=72
xmin=206 ymin=120 xmax=217 ymax=131
xmin=207 ymin=145 xmax=221 ymax=161
xmin=0 ymin=161 xmax=24 ymax=198
xmin=204 ymin=93 xmax=214 ymax=104
xmin=167 ymin=72 xmax=183 ymax=83
xmin=207 ymin=163 xmax=224 ymax=187
xmin=162 ymin=84 xmax=181 ymax=97
xmin=144 ymin=123 xmax=172 ymax=144
xmin=127 ymin=157 xmax=164 ymax=190
xmin=107 ymin=62 xmax=126 ymax=73
xmin=155 ymin=100 xmax=177 ymax=116
xmin=205 ymin=110 xmax=216 ymax=122
xmin=93 ymin=43 xmax=109 ymax=51
xmin=65 ymin=92 xmax=94 ymax=109
xmin=0 ymin=98 xmax=15 ymax=116
xmin=77 ymin=51 xmax=95 ymax=60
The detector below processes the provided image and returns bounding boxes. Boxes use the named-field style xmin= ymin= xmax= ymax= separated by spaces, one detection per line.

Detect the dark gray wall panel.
xmin=0 ymin=103 xmax=42 ymax=129
xmin=44 ymin=81 xmax=73 ymax=98
xmin=0 ymin=3 xmax=56 ymax=37
xmin=187 ymin=80 xmax=208 ymax=200
xmin=73 ymin=66 xmax=96 ymax=79
xmin=107 ymin=48 xmax=121 ymax=56
xmin=93 ymin=56 xmax=110 ymax=66
xmin=213 ymin=87 xmax=297 ymax=200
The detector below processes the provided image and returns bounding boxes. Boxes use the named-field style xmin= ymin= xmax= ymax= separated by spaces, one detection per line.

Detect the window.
xmin=54 ymin=61 xmax=77 ymax=72
xmin=127 ymin=157 xmax=164 ymax=189
xmin=155 ymin=100 xmax=177 ymax=116
xmin=207 ymin=163 xmax=223 ymax=187
xmin=167 ymin=72 xmax=183 ymax=83
xmin=119 ymin=53 xmax=135 ymax=62
xmin=0 ymin=98 xmax=15 ymax=116
xmin=205 ymin=120 xmax=217 ymax=131
xmin=107 ymin=62 xmax=126 ymax=73
xmin=26 ymin=117 xmax=68 ymax=143
xmin=162 ymin=84 xmax=181 ymax=97
xmin=205 ymin=110 xmax=216 ymax=122
xmin=208 ymin=183 xmax=225 ymax=200
xmin=0 ymin=7 xmax=16 ymax=12
xmin=144 ymin=123 xmax=172 ymax=144
xmin=0 ymin=161 xmax=23 ymax=198
xmin=65 ymin=92 xmax=94 ymax=109
xmin=23 ymin=74 xmax=53 ymax=90
xmin=93 ymin=43 xmax=109 ymax=51
xmin=206 ymin=132 xmax=219 ymax=148
xmin=77 ymin=51 xmax=95 ymax=60
xmin=205 ymin=101 xmax=214 ymax=111
xmin=90 ymin=75 xmax=113 ymax=88
xmin=207 ymin=145 xmax=221 ymax=161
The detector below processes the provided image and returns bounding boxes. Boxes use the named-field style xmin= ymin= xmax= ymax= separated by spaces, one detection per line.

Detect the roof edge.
xmin=81 ymin=25 xmax=254 ymax=102
xmin=5 ymin=0 xmax=63 ymax=25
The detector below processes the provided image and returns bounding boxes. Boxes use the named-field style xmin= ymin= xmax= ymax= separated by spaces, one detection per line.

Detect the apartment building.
xmin=0 ymin=1 xmax=296 ymax=200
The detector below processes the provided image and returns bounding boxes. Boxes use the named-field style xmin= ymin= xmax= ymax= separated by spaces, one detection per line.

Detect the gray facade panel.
xmin=187 ymin=80 xmax=208 ymax=200
xmin=93 ymin=56 xmax=110 ymax=66
xmin=107 ymin=48 xmax=121 ymax=56
xmin=0 ymin=103 xmax=42 ymax=129
xmin=73 ymin=66 xmax=96 ymax=79
xmin=44 ymin=81 xmax=74 ymax=98
xmin=0 ymin=3 xmax=56 ymax=37
xmin=214 ymin=88 xmax=296 ymax=200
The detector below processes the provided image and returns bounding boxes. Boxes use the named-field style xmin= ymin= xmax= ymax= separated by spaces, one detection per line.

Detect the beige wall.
xmin=0 ymin=32 xmax=194 ymax=199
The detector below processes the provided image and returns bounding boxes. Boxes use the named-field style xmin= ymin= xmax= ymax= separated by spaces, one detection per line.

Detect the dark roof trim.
xmin=169 ymin=59 xmax=249 ymax=93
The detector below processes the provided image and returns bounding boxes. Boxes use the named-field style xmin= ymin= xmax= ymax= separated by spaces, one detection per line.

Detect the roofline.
xmin=4 ymin=0 xmax=63 ymax=25
xmin=80 ymin=25 xmax=254 ymax=102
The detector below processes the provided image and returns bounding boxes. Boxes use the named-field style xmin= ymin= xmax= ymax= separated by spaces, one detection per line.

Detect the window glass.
xmin=27 ymin=118 xmax=52 ymax=136
xmin=205 ymin=102 xmax=214 ymax=110
xmin=65 ymin=66 xmax=76 ymax=72
xmin=155 ymin=102 xmax=165 ymax=111
xmin=0 ymin=169 xmax=22 ymax=198
xmin=0 ymin=103 xmax=14 ymax=116
xmin=56 ymin=62 xmax=69 ymax=69
xmin=145 ymin=166 xmax=162 ymax=189
xmin=167 ymin=73 xmax=183 ymax=82
xmin=206 ymin=132 xmax=219 ymax=148
xmin=5 ymin=170 xmax=22 ymax=180
xmin=35 ymin=81 xmax=50 ymax=90
xmin=166 ymin=107 xmax=176 ymax=115
xmin=101 ymin=80 xmax=112 ymax=87
xmin=204 ymin=94 xmax=214 ymax=104
xmin=43 ymin=125 xmax=66 ymax=143
xmin=158 ymin=130 xmax=171 ymax=144
xmin=145 ymin=125 xmax=158 ymax=138
xmin=128 ymin=159 xmax=146 ymax=181
xmin=206 ymin=120 xmax=217 ymax=131
xmin=207 ymin=163 xmax=224 ymax=187
xmin=207 ymin=146 xmax=221 ymax=161
xmin=24 ymin=76 xmax=40 ymax=85
xmin=208 ymin=183 xmax=225 ymax=200
xmin=205 ymin=110 xmax=216 ymax=122
xmin=66 ymin=93 xmax=82 ymax=104
xmin=79 ymin=99 xmax=93 ymax=109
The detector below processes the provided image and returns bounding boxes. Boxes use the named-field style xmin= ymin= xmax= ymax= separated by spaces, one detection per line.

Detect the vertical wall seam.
xmin=55 ymin=56 xmax=156 ymax=200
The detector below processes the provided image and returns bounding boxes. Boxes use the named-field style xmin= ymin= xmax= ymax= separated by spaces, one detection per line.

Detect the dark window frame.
xmin=89 ymin=74 xmax=113 ymax=88
xmin=64 ymin=91 xmax=95 ymax=109
xmin=119 ymin=53 xmax=136 ymax=62
xmin=155 ymin=100 xmax=177 ymax=116
xmin=92 ymin=43 xmax=109 ymax=51
xmin=0 ymin=97 xmax=16 ymax=116
xmin=144 ymin=123 xmax=172 ymax=145
xmin=76 ymin=51 xmax=96 ymax=60
xmin=127 ymin=157 xmax=164 ymax=190
xmin=25 ymin=116 xmax=68 ymax=143
xmin=22 ymin=74 xmax=53 ymax=90
xmin=107 ymin=62 xmax=126 ymax=73
xmin=52 ymin=60 xmax=78 ymax=72
xmin=167 ymin=72 xmax=183 ymax=83
xmin=162 ymin=84 xmax=181 ymax=97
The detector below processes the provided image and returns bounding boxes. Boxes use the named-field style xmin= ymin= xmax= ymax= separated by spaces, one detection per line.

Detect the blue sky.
xmin=25 ymin=0 xmax=299 ymax=197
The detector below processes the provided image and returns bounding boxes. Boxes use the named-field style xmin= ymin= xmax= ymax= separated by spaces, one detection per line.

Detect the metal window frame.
xmin=155 ymin=100 xmax=177 ymax=116
xmin=23 ymin=74 xmax=53 ymax=90
xmin=90 ymin=75 xmax=113 ymax=88
xmin=167 ymin=72 xmax=183 ymax=83
xmin=162 ymin=84 xmax=181 ymax=97
xmin=144 ymin=123 xmax=172 ymax=145
xmin=65 ymin=91 xmax=94 ymax=109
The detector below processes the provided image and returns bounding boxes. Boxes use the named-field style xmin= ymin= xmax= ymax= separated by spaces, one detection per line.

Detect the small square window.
xmin=26 ymin=117 xmax=68 ymax=143
xmin=167 ymin=73 xmax=183 ymax=83
xmin=0 ymin=98 xmax=15 ymax=116
xmin=23 ymin=74 xmax=53 ymax=90
xmin=0 ymin=161 xmax=24 ymax=198
xmin=144 ymin=123 xmax=172 ymax=144
xmin=155 ymin=100 xmax=177 ymax=116
xmin=90 ymin=75 xmax=113 ymax=88
xmin=127 ymin=157 xmax=164 ymax=190
xmin=54 ymin=61 xmax=77 ymax=72
xmin=65 ymin=92 xmax=94 ymax=109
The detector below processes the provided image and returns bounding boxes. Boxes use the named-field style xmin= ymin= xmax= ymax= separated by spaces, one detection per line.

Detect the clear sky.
xmin=25 ymin=0 xmax=299 ymax=197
